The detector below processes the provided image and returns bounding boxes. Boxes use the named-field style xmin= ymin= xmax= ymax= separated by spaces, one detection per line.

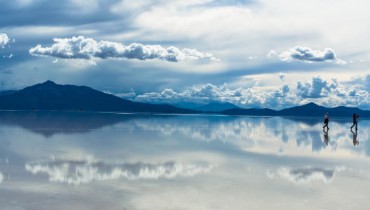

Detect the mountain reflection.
xmin=0 ymin=111 xmax=140 ymax=137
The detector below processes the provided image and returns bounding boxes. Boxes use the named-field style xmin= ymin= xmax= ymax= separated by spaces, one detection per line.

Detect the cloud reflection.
xmin=275 ymin=166 xmax=345 ymax=184
xmin=2 ymin=112 xmax=369 ymax=158
xmin=132 ymin=116 xmax=370 ymax=157
xmin=25 ymin=160 xmax=214 ymax=185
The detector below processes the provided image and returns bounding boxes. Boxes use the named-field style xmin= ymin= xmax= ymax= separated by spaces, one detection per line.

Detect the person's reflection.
xmin=351 ymin=130 xmax=359 ymax=146
xmin=323 ymin=130 xmax=329 ymax=145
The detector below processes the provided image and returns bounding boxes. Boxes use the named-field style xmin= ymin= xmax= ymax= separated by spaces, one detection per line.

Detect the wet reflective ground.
xmin=0 ymin=111 xmax=370 ymax=210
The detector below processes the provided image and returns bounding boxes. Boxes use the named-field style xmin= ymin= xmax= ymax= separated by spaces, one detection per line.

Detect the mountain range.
xmin=222 ymin=102 xmax=370 ymax=117
xmin=0 ymin=81 xmax=195 ymax=113
xmin=0 ymin=81 xmax=369 ymax=117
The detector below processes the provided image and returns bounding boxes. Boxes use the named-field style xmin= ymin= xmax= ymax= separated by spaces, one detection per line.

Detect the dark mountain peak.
xmin=30 ymin=80 xmax=59 ymax=90
xmin=301 ymin=102 xmax=321 ymax=108
xmin=40 ymin=80 xmax=57 ymax=86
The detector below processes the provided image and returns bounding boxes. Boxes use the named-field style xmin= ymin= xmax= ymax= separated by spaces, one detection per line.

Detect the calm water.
xmin=0 ymin=111 xmax=369 ymax=210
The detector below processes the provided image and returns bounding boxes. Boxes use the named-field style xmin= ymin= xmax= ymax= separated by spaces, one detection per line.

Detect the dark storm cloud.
xmin=29 ymin=36 xmax=218 ymax=62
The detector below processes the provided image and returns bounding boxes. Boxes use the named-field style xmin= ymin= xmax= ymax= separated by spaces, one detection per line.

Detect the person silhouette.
xmin=351 ymin=130 xmax=359 ymax=146
xmin=351 ymin=113 xmax=359 ymax=130
xmin=323 ymin=130 xmax=329 ymax=145
xmin=323 ymin=112 xmax=329 ymax=131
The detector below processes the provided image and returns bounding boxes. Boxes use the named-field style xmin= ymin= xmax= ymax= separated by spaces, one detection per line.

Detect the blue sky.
xmin=1 ymin=0 xmax=370 ymax=109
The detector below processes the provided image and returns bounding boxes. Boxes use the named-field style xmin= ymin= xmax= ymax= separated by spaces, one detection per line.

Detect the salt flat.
xmin=0 ymin=112 xmax=369 ymax=210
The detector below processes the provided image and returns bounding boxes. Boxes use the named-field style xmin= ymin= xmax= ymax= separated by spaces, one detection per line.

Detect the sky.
xmin=1 ymin=0 xmax=370 ymax=110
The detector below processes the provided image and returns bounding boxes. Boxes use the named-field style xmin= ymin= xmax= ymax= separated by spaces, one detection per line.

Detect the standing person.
xmin=351 ymin=113 xmax=359 ymax=130
xmin=323 ymin=112 xmax=329 ymax=131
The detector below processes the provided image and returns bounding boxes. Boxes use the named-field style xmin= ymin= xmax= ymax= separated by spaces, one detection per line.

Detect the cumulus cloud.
xmin=276 ymin=166 xmax=345 ymax=184
xmin=25 ymin=160 xmax=214 ymax=185
xmin=273 ymin=84 xmax=289 ymax=97
xmin=134 ymin=83 xmax=255 ymax=106
xmin=267 ymin=50 xmax=277 ymax=58
xmin=0 ymin=33 xmax=10 ymax=48
xmin=113 ymin=75 xmax=370 ymax=110
xmin=279 ymin=46 xmax=339 ymax=63
xmin=29 ymin=36 xmax=218 ymax=62
xmin=123 ymin=82 xmax=298 ymax=110
xmin=296 ymin=77 xmax=336 ymax=98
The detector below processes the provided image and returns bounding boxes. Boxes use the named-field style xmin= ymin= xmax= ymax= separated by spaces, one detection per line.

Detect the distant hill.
xmin=192 ymin=102 xmax=240 ymax=112
xmin=0 ymin=90 xmax=17 ymax=96
xmin=0 ymin=81 xmax=196 ymax=113
xmin=222 ymin=102 xmax=370 ymax=117
xmin=278 ymin=102 xmax=328 ymax=116
xmin=278 ymin=102 xmax=365 ymax=117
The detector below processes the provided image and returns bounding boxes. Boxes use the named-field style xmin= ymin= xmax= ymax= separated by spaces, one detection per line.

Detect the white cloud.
xmin=4 ymin=1 xmax=370 ymax=108
xmin=336 ymin=59 xmax=347 ymax=65
xmin=267 ymin=50 xmax=277 ymax=58
xmin=279 ymin=46 xmax=338 ymax=63
xmin=127 ymin=82 xmax=298 ymax=110
xmin=134 ymin=83 xmax=247 ymax=105
xmin=126 ymin=0 xmax=370 ymax=69
xmin=29 ymin=36 xmax=218 ymax=63
xmin=0 ymin=33 xmax=10 ymax=48
xmin=276 ymin=166 xmax=345 ymax=184
xmin=296 ymin=77 xmax=334 ymax=98
xmin=273 ymin=84 xmax=289 ymax=97
xmin=0 ymin=172 xmax=3 ymax=184
xmin=25 ymin=160 xmax=214 ymax=185
xmin=114 ymin=75 xmax=370 ymax=110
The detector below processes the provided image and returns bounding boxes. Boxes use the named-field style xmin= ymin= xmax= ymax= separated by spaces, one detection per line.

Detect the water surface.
xmin=0 ymin=111 xmax=369 ymax=210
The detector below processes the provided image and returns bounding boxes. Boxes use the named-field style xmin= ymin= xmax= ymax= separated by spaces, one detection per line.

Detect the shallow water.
xmin=0 ymin=111 xmax=369 ymax=210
